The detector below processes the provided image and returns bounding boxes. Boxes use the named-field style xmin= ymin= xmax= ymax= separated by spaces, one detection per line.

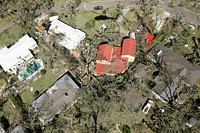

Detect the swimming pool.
xmin=19 ymin=60 xmax=43 ymax=81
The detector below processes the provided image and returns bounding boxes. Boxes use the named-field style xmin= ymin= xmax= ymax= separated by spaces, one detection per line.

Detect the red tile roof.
xmin=121 ymin=38 xmax=136 ymax=57
xmin=95 ymin=38 xmax=137 ymax=75
xmin=95 ymin=58 xmax=128 ymax=75
xmin=112 ymin=47 xmax=121 ymax=60
xmin=96 ymin=44 xmax=113 ymax=62
xmin=144 ymin=34 xmax=154 ymax=48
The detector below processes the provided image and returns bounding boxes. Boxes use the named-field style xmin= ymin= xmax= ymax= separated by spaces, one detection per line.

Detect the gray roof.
xmin=148 ymin=45 xmax=200 ymax=103
xmin=32 ymin=72 xmax=80 ymax=125
xmin=186 ymin=117 xmax=198 ymax=127
xmin=134 ymin=63 xmax=147 ymax=79
xmin=124 ymin=89 xmax=146 ymax=112
xmin=152 ymin=76 xmax=177 ymax=103
xmin=135 ymin=63 xmax=158 ymax=79
xmin=148 ymin=45 xmax=200 ymax=85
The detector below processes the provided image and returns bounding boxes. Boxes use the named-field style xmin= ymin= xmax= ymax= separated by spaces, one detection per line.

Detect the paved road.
xmin=159 ymin=0 xmax=200 ymax=25
xmin=79 ymin=0 xmax=200 ymax=25
xmin=79 ymin=0 xmax=140 ymax=11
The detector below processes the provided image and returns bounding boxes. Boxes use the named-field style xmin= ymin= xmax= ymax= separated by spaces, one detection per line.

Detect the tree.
xmin=9 ymin=75 xmax=18 ymax=84
xmin=0 ymin=97 xmax=7 ymax=111
xmin=85 ymin=20 xmax=95 ymax=30
xmin=8 ymin=0 xmax=54 ymax=28
xmin=168 ymin=1 xmax=175 ymax=7
xmin=40 ymin=69 xmax=46 ymax=75
xmin=7 ymin=94 xmax=23 ymax=110
xmin=34 ymin=90 xmax=40 ymax=98
xmin=119 ymin=125 xmax=131 ymax=133
xmin=0 ymin=116 xmax=10 ymax=131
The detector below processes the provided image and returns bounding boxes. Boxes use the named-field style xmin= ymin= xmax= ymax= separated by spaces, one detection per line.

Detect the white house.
xmin=48 ymin=18 xmax=86 ymax=50
xmin=0 ymin=35 xmax=44 ymax=81
xmin=0 ymin=35 xmax=38 ymax=74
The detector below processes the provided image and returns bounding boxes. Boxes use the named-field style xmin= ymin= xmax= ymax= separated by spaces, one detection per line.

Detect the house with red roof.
xmin=121 ymin=38 xmax=137 ymax=62
xmin=144 ymin=34 xmax=154 ymax=48
xmin=95 ymin=38 xmax=137 ymax=75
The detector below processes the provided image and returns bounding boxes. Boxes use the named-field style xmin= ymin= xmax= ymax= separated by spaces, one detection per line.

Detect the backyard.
xmin=20 ymin=45 xmax=66 ymax=104
xmin=20 ymin=68 xmax=64 ymax=104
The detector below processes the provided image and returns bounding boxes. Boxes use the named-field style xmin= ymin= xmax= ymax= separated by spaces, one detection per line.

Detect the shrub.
xmin=34 ymin=90 xmax=40 ymax=98
xmin=40 ymin=69 xmax=47 ymax=75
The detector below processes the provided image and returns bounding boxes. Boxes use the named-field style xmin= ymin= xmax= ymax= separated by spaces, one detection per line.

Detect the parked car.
xmin=142 ymin=99 xmax=153 ymax=114
xmin=94 ymin=6 xmax=103 ymax=10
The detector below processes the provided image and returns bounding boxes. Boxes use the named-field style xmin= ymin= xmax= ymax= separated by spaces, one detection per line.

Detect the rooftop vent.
xmin=157 ymin=50 xmax=163 ymax=56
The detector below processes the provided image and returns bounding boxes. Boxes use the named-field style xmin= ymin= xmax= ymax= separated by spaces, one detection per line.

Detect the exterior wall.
xmin=30 ymin=44 xmax=39 ymax=51
xmin=121 ymin=55 xmax=135 ymax=62
xmin=96 ymin=60 xmax=111 ymax=65
xmin=94 ymin=71 xmax=116 ymax=76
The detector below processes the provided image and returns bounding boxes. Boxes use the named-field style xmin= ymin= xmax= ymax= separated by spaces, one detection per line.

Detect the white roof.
xmin=0 ymin=34 xmax=37 ymax=72
xmin=49 ymin=15 xmax=59 ymax=22
xmin=49 ymin=19 xmax=86 ymax=49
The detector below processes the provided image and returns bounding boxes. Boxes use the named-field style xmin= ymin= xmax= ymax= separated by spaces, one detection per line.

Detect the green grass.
xmin=193 ymin=79 xmax=200 ymax=99
xmin=0 ymin=78 xmax=6 ymax=88
xmin=0 ymin=16 xmax=12 ymax=25
xmin=178 ymin=0 xmax=200 ymax=13
xmin=75 ymin=11 xmax=100 ymax=37
xmin=54 ymin=0 xmax=66 ymax=3
xmin=0 ymin=24 xmax=25 ymax=46
xmin=2 ymin=101 xmax=21 ymax=124
xmin=20 ymin=68 xmax=64 ymax=104
xmin=98 ymin=101 xmax=146 ymax=132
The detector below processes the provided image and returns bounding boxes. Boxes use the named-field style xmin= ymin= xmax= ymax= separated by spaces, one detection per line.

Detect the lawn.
xmin=0 ymin=78 xmax=6 ymax=89
xmin=179 ymin=0 xmax=200 ymax=13
xmin=74 ymin=11 xmax=101 ymax=37
xmin=98 ymin=101 xmax=146 ymax=132
xmin=54 ymin=0 xmax=66 ymax=3
xmin=0 ymin=24 xmax=26 ymax=47
xmin=20 ymin=68 xmax=64 ymax=104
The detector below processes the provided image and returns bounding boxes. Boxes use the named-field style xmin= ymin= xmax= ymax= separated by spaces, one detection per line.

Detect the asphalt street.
xmin=78 ymin=0 xmax=200 ymax=25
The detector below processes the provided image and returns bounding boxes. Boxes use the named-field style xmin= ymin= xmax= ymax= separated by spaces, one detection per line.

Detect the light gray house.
xmin=124 ymin=89 xmax=146 ymax=112
xmin=11 ymin=125 xmax=26 ymax=133
xmin=148 ymin=45 xmax=200 ymax=103
xmin=185 ymin=117 xmax=198 ymax=128
xmin=135 ymin=63 xmax=159 ymax=81
xmin=32 ymin=71 xmax=80 ymax=125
